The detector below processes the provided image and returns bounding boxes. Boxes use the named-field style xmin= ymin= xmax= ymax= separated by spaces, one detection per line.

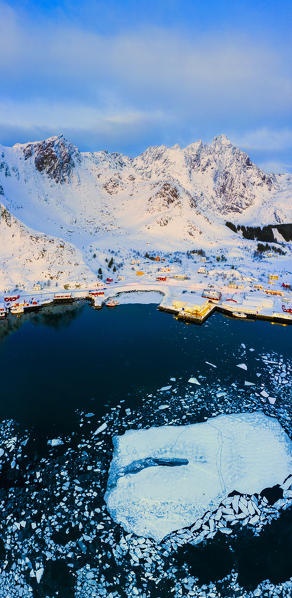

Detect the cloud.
xmin=231 ymin=128 xmax=292 ymax=152
xmin=259 ymin=160 xmax=292 ymax=175
xmin=0 ymin=1 xmax=291 ymax=157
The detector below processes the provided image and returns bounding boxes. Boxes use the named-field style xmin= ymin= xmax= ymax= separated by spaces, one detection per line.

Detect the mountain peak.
xmin=21 ymin=134 xmax=80 ymax=184
xmin=211 ymin=134 xmax=232 ymax=146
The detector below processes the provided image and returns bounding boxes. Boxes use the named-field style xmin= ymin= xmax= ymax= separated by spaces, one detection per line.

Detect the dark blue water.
xmin=0 ymin=301 xmax=291 ymax=596
xmin=0 ymin=301 xmax=290 ymax=432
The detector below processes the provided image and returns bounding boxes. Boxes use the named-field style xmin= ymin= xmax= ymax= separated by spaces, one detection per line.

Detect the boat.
xmin=232 ymin=311 xmax=247 ymax=318
xmin=106 ymin=299 xmax=119 ymax=307
xmin=10 ymin=305 xmax=24 ymax=315
xmin=0 ymin=304 xmax=6 ymax=318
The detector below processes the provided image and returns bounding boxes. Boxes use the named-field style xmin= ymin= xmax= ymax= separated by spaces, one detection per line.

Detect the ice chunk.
xmin=105 ymin=412 xmax=292 ymax=541
xmin=159 ymin=386 xmax=172 ymax=391
xmin=188 ymin=377 xmax=201 ymax=385
xmin=35 ymin=568 xmax=44 ymax=584
xmin=268 ymin=397 xmax=277 ymax=405
xmin=236 ymin=363 xmax=247 ymax=371
xmin=47 ymin=438 xmax=63 ymax=447
xmin=93 ymin=423 xmax=107 ymax=436
xmin=205 ymin=361 xmax=217 ymax=368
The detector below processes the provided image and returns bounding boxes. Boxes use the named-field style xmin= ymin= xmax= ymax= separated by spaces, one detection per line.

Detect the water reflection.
xmin=0 ymin=301 xmax=87 ymax=343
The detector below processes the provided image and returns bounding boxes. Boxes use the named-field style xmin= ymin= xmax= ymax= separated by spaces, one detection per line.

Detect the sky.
xmin=0 ymin=0 xmax=292 ymax=172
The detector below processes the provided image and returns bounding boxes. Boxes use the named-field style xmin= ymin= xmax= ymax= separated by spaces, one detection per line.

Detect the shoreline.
xmin=1 ymin=280 xmax=292 ymax=326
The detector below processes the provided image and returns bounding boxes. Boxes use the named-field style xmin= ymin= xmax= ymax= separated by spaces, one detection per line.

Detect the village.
xmin=0 ymin=251 xmax=291 ymax=326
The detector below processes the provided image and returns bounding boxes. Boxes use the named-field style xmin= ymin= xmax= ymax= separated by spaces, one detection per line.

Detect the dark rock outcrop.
xmin=23 ymin=135 xmax=80 ymax=183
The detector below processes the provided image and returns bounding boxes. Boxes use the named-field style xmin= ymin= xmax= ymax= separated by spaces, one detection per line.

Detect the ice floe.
xmin=188 ymin=377 xmax=201 ymax=385
xmin=105 ymin=412 xmax=292 ymax=541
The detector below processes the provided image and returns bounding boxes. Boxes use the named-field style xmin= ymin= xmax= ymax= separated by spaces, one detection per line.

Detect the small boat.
xmin=10 ymin=305 xmax=24 ymax=315
xmin=232 ymin=311 xmax=247 ymax=318
xmin=106 ymin=299 xmax=119 ymax=308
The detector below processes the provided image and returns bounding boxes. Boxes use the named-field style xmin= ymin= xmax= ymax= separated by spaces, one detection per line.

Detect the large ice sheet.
xmin=105 ymin=412 xmax=292 ymax=541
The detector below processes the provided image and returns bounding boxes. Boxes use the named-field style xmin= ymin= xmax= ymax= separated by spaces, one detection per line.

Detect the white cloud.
xmin=232 ymin=128 xmax=292 ymax=151
xmin=0 ymin=1 xmax=291 ymax=158
xmin=259 ymin=160 xmax=292 ymax=175
xmin=0 ymin=2 xmax=291 ymax=115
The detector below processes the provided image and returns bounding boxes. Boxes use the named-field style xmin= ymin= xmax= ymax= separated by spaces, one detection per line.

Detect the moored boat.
xmin=106 ymin=299 xmax=119 ymax=307
xmin=232 ymin=311 xmax=247 ymax=318
xmin=10 ymin=304 xmax=24 ymax=315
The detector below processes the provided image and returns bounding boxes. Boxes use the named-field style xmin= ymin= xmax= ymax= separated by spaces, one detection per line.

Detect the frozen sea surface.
xmin=105 ymin=412 xmax=292 ymax=540
xmin=114 ymin=290 xmax=163 ymax=304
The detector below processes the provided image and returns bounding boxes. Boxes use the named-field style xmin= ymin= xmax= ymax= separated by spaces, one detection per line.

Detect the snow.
xmin=0 ymin=134 xmax=291 ymax=293
xmin=105 ymin=412 xmax=292 ymax=541
xmin=115 ymin=291 xmax=163 ymax=304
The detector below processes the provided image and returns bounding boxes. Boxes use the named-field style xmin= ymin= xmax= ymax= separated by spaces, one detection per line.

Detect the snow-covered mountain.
xmin=0 ymin=204 xmax=93 ymax=291
xmin=0 ymin=133 xmax=291 ymax=289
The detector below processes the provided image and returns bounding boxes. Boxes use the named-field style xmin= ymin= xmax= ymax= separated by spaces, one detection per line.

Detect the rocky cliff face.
xmin=0 ymin=133 xmax=290 ymax=253
xmin=22 ymin=135 xmax=80 ymax=183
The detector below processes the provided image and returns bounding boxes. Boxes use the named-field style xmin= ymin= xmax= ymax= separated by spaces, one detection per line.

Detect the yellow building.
xmin=265 ymin=289 xmax=283 ymax=296
xmin=173 ymin=300 xmax=186 ymax=310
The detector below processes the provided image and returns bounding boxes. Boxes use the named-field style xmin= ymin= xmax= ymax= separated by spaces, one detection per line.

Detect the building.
xmin=265 ymin=289 xmax=283 ymax=296
xmin=181 ymin=297 xmax=211 ymax=317
xmin=202 ymin=289 xmax=222 ymax=301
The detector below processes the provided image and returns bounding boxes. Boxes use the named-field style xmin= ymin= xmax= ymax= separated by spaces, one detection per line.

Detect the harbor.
xmin=0 ymin=274 xmax=292 ymax=326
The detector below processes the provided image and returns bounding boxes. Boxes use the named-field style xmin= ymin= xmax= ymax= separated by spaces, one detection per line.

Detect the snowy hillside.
xmin=0 ymin=133 xmax=291 ymax=289
xmin=0 ymin=204 xmax=94 ymax=291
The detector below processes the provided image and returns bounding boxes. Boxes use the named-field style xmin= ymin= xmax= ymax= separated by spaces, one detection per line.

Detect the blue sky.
xmin=0 ymin=0 xmax=291 ymax=171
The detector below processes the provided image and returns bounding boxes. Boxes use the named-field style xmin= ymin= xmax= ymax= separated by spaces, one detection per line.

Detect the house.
xmin=182 ymin=297 xmax=211 ymax=317
xmin=202 ymin=289 xmax=221 ymax=301
xmin=265 ymin=289 xmax=283 ymax=296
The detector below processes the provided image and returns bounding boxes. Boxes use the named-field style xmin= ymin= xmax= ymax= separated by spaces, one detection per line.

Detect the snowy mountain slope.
xmin=0 ymin=204 xmax=94 ymax=291
xmin=0 ymin=133 xmax=291 ymax=287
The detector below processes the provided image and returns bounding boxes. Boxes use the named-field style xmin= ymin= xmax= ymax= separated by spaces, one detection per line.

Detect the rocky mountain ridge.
xmin=0 ymin=133 xmax=291 ymax=289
